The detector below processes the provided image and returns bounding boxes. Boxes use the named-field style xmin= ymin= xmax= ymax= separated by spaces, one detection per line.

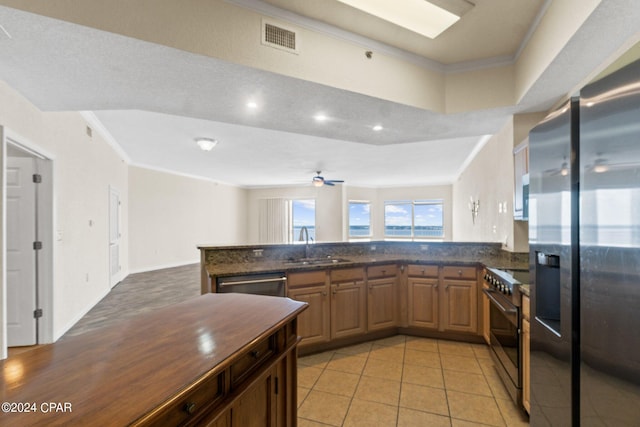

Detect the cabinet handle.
xmin=184 ymin=402 xmax=196 ymax=415
xmin=421 ymin=269 xmax=425 ymax=275
xmin=458 ymin=269 xmax=462 ymax=276
xmin=369 ymin=285 xmax=373 ymax=291
xmin=381 ymin=270 xmax=386 ymax=275
xmin=434 ymin=285 xmax=438 ymax=289
xmin=322 ymin=291 xmax=327 ymax=296
xmin=332 ymin=289 xmax=337 ymax=295
xmin=251 ymin=350 xmax=261 ymax=358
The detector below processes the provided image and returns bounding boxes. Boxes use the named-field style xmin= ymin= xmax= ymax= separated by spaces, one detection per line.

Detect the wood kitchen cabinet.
xmin=482 ymin=279 xmax=491 ymax=345
xmin=441 ymin=266 xmax=478 ymax=334
xmin=407 ymin=265 xmax=439 ymax=330
xmin=366 ymin=264 xmax=398 ymax=331
xmin=287 ymin=271 xmax=330 ymax=346
xmin=288 ymin=267 xmax=366 ymax=344
xmin=522 ymin=294 xmax=531 ymax=414
xmin=330 ymin=267 xmax=367 ymax=339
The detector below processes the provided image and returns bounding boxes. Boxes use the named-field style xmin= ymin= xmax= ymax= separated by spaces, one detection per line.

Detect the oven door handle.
xmin=218 ymin=277 xmax=287 ymax=287
xmin=483 ymin=288 xmax=517 ymax=314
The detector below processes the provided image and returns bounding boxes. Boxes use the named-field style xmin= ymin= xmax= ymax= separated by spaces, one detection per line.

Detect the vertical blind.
xmin=258 ymin=198 xmax=289 ymax=243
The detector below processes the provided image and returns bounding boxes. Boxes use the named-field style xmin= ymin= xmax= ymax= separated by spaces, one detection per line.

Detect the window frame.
xmin=289 ymin=199 xmax=316 ymax=243
xmin=348 ymin=200 xmax=372 ymax=240
xmin=384 ymin=199 xmax=444 ymax=240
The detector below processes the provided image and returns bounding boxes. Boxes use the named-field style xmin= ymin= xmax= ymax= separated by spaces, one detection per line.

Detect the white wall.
xmin=452 ymin=119 xmax=516 ymax=248
xmin=0 ymin=81 xmax=129 ymax=342
xmin=128 ymin=166 xmax=248 ymax=272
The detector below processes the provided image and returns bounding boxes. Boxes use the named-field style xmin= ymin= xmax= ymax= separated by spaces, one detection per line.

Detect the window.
xmin=290 ymin=199 xmax=316 ymax=243
xmin=349 ymin=201 xmax=371 ymax=239
xmin=384 ymin=200 xmax=443 ymax=239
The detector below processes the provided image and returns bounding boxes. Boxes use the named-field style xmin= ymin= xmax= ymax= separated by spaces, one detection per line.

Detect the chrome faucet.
xmin=298 ymin=226 xmax=312 ymax=258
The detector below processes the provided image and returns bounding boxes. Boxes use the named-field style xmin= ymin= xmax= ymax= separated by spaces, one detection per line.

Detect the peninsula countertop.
xmin=1 ymin=293 xmax=307 ymax=426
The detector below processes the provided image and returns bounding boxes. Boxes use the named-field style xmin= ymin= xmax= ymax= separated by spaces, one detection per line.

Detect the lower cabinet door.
xmin=407 ymin=277 xmax=439 ymax=330
xmin=231 ymin=366 xmax=277 ymax=427
xmin=367 ymin=277 xmax=397 ymax=331
xmin=331 ymin=282 xmax=366 ymax=339
xmin=288 ymin=285 xmax=330 ymax=345
xmin=441 ymin=279 xmax=478 ymax=333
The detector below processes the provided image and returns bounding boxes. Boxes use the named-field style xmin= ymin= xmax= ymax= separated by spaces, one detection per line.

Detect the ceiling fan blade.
xmin=324 ymin=181 xmax=335 ymax=186
xmin=326 ymin=180 xmax=344 ymax=184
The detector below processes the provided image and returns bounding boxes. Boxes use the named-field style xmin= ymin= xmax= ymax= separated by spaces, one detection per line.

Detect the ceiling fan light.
xmin=312 ymin=179 xmax=324 ymax=187
xmin=196 ymin=137 xmax=217 ymax=151
xmin=560 ymin=162 xmax=569 ymax=176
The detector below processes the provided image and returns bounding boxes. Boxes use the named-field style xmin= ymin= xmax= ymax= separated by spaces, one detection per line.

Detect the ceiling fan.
xmin=312 ymin=171 xmax=344 ymax=187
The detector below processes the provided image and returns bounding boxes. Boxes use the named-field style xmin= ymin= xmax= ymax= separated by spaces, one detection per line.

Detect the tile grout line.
xmin=341 ymin=346 xmax=369 ymax=427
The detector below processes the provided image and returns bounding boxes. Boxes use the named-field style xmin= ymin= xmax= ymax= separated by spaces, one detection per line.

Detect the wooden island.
xmin=1 ymin=293 xmax=307 ymax=426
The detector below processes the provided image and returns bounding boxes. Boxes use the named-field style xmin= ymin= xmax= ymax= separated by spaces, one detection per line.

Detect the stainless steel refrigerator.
xmin=529 ymin=58 xmax=640 ymax=426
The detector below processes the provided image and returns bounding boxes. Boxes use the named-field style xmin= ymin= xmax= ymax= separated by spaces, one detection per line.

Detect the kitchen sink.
xmin=284 ymin=257 xmax=350 ymax=266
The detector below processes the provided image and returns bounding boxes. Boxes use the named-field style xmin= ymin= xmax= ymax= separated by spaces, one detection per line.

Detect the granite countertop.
xmin=206 ymin=254 xmax=528 ymax=279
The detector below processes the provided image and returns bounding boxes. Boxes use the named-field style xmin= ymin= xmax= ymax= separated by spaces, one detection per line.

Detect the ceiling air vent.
xmin=262 ymin=20 xmax=299 ymax=54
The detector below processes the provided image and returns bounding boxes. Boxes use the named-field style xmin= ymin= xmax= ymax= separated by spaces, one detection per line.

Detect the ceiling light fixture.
xmin=247 ymin=101 xmax=258 ymax=109
xmin=334 ymin=0 xmax=473 ymax=39
xmin=314 ymin=114 xmax=328 ymax=122
xmin=196 ymin=137 xmax=218 ymax=151
xmin=593 ymin=157 xmax=609 ymax=173
xmin=373 ymin=125 xmax=383 ymax=131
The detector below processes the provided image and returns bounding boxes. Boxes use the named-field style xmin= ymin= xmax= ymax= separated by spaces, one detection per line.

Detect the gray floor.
xmin=64 ymin=263 xmax=201 ymax=338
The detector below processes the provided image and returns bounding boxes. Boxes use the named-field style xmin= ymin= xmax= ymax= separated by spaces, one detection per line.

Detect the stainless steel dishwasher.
xmin=216 ymin=272 xmax=287 ymax=297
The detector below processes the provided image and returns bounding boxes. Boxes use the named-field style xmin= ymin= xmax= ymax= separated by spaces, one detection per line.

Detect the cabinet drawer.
xmin=330 ymin=267 xmax=365 ymax=283
xmin=407 ymin=264 xmax=439 ymax=278
xmin=146 ymin=372 xmax=224 ymax=426
xmin=367 ymin=264 xmax=397 ymax=279
xmin=522 ymin=295 xmax=530 ymax=321
xmin=230 ymin=336 xmax=275 ymax=388
xmin=442 ymin=266 xmax=477 ymax=280
xmin=287 ymin=270 xmax=326 ymax=288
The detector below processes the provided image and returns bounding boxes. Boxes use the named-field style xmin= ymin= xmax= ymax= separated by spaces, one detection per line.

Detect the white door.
xmin=7 ymin=157 xmax=37 ymax=346
xmin=109 ymin=186 xmax=121 ymax=287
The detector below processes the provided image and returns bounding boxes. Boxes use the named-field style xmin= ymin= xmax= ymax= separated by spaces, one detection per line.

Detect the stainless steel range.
xmin=483 ymin=267 xmax=528 ymax=407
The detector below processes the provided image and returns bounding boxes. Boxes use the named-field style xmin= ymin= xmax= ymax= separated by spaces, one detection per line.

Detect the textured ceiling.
xmin=0 ymin=1 xmax=639 ymax=188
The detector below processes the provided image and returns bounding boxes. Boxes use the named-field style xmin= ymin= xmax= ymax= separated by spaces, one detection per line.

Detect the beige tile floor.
xmin=297 ymin=335 xmax=529 ymax=427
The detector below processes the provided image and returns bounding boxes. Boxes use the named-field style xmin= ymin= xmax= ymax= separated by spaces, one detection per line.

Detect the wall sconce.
xmin=469 ymin=196 xmax=480 ymax=224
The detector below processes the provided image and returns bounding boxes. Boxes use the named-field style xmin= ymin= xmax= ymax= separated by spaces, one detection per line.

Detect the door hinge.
xmin=274 ymin=377 xmax=279 ymax=395
xmin=33 ymin=174 xmax=42 ymax=183
xmin=34 ymin=308 xmax=43 ymax=319
xmin=33 ymin=241 xmax=43 ymax=250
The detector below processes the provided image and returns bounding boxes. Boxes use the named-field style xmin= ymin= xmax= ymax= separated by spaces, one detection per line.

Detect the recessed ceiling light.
xmin=335 ymin=0 xmax=466 ymax=39
xmin=247 ymin=101 xmax=258 ymax=109
xmin=314 ymin=114 xmax=328 ymax=122
xmin=196 ymin=138 xmax=218 ymax=151
xmin=373 ymin=125 xmax=383 ymax=131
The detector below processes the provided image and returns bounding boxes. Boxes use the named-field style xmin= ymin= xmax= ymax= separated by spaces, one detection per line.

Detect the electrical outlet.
xmin=370 ymin=245 xmax=376 ymax=251
xmin=420 ymin=244 xmax=429 ymax=251
xmin=253 ymin=249 xmax=264 ymax=257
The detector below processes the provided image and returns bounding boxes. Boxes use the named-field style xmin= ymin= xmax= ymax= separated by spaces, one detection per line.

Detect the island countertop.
xmin=1 ymin=293 xmax=307 ymax=426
